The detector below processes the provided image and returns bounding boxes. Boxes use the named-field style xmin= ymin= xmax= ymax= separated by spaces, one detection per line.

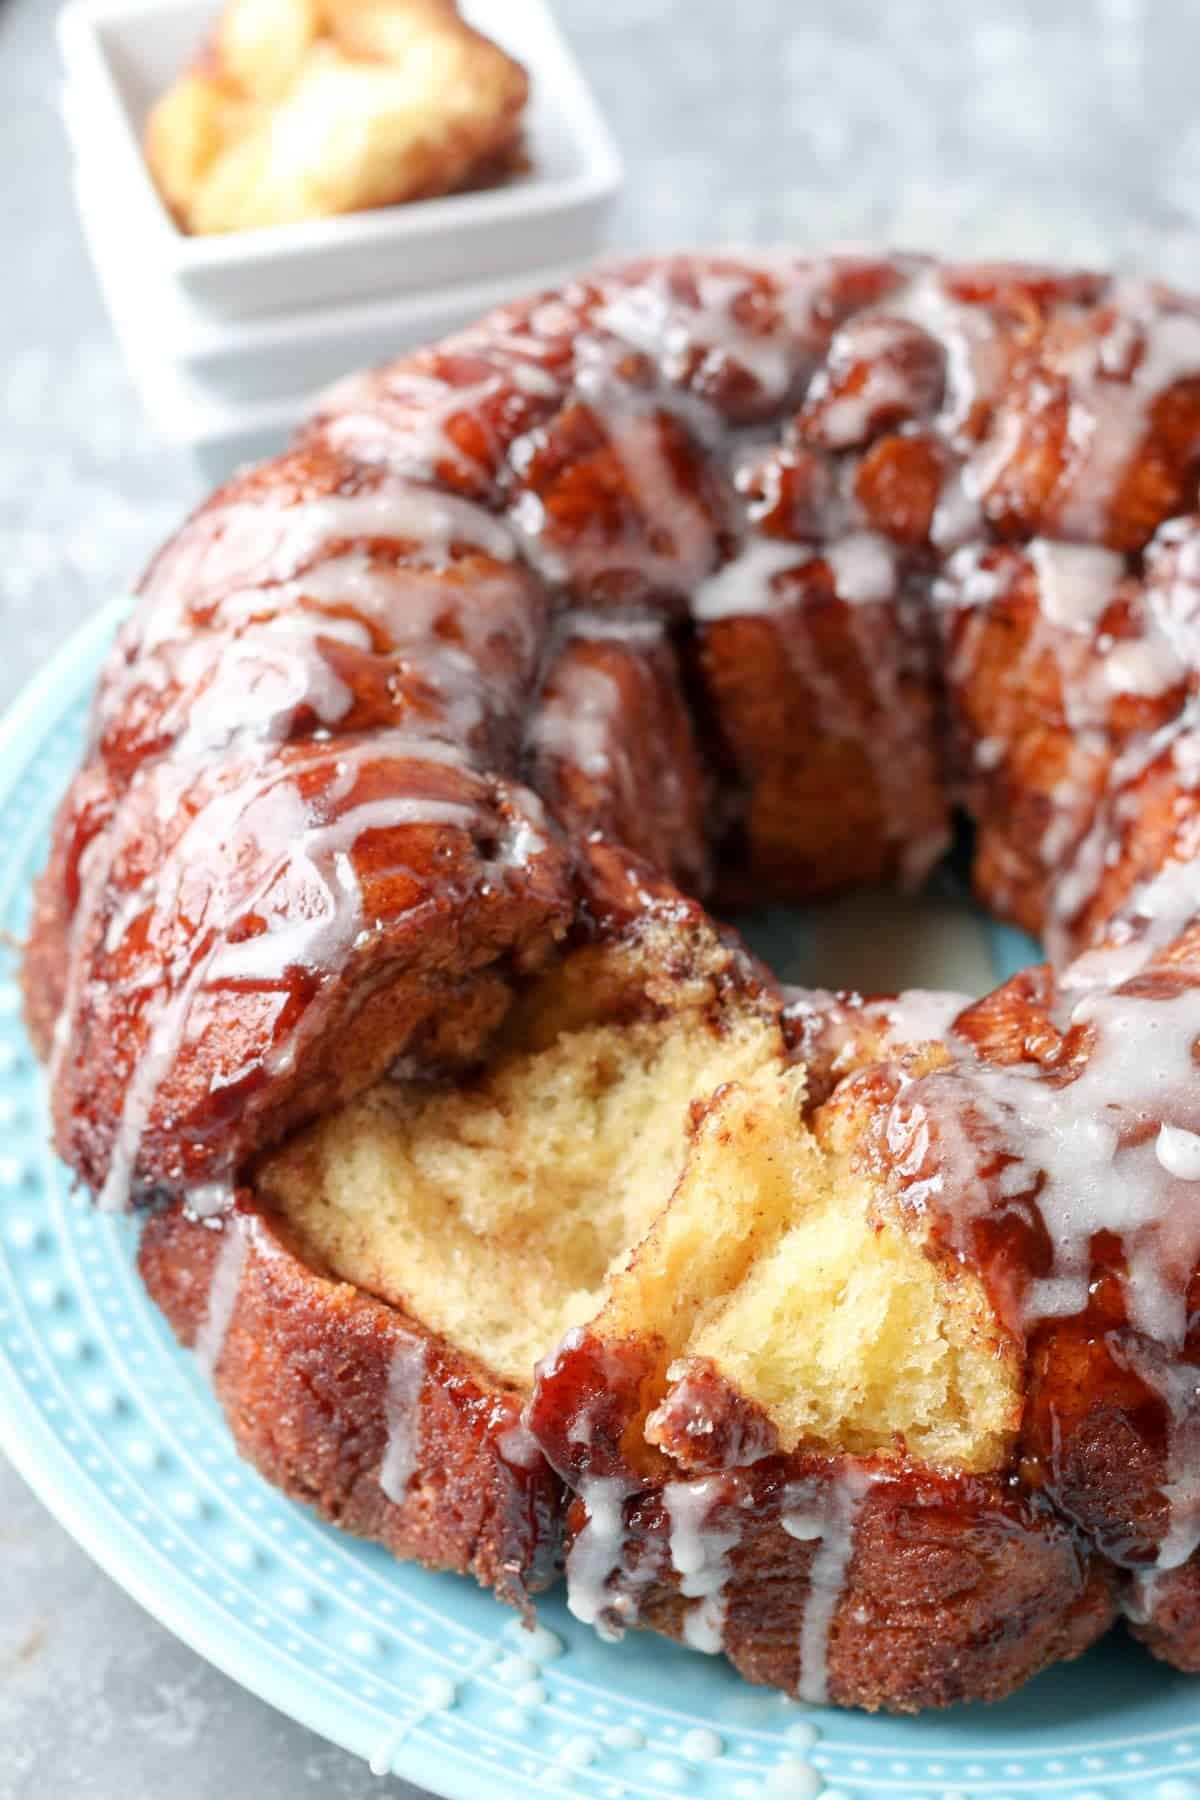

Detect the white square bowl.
xmin=73 ymin=154 xmax=577 ymax=403
xmin=77 ymin=231 xmax=309 ymax=479
xmin=77 ymin=163 xmax=589 ymax=483
xmin=58 ymin=0 xmax=623 ymax=318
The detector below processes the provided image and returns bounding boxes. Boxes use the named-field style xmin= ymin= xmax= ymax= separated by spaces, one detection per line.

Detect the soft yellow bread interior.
xmin=257 ymin=927 xmax=785 ymax=1386
xmin=257 ymin=927 xmax=1020 ymax=1474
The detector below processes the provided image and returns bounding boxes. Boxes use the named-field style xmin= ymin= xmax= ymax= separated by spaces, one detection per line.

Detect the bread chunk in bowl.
xmin=145 ymin=0 xmax=529 ymax=234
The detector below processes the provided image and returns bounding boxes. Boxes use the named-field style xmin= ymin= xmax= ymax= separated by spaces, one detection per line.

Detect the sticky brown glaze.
xmin=934 ymin=538 xmax=1194 ymax=938
xmin=24 ymin=251 xmax=1200 ymax=1691
xmin=52 ymin=736 xmax=569 ymax=1203
xmin=627 ymin=1473 xmax=1113 ymax=1713
xmin=31 ymin=251 xmax=1200 ymax=1208
xmin=525 ymin=620 xmax=712 ymax=895
xmin=530 ymin=1341 xmax=1114 ymax=1711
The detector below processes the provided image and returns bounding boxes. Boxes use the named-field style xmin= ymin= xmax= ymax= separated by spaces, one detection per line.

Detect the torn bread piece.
xmin=525 ymin=1026 xmax=1113 ymax=1710
xmin=145 ymin=0 xmax=529 ymax=233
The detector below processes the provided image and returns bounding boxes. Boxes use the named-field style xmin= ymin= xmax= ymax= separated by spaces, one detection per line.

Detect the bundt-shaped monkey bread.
xmin=24 ymin=251 xmax=1200 ymax=1712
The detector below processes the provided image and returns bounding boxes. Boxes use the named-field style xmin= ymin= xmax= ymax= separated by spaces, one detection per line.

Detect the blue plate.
xmin=2 ymin=601 xmax=1199 ymax=1800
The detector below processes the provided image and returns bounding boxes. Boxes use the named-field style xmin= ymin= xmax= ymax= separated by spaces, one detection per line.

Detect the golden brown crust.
xmin=605 ymin=1474 xmax=1114 ymax=1712
xmin=527 ymin=624 xmax=712 ymax=896
xmin=50 ymin=741 xmax=571 ymax=1199
xmin=139 ymin=1196 xmax=562 ymax=1603
xmin=697 ymin=562 xmax=947 ymax=899
xmin=529 ymin=1329 xmax=1112 ymax=1709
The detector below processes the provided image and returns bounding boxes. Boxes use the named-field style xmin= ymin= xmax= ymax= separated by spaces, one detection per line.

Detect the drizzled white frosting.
xmin=510 ymin=350 xmax=720 ymax=595
xmin=663 ymin=1477 xmax=741 ymax=1656
xmin=95 ymin=730 xmax=496 ymax=1210
xmin=1157 ymin=1125 xmax=1200 ymax=1181
xmin=782 ymin=1467 xmax=876 ymax=1704
xmin=564 ymin=1476 xmax=635 ymax=1640
xmin=1056 ymin=295 xmax=1200 ymax=541
xmin=886 ymin=265 xmax=1008 ymax=440
xmin=321 ymin=369 xmax=514 ymax=487
xmin=690 ymin=538 xmax=801 ymax=623
xmin=594 ymin=261 xmax=831 ymax=407
xmin=691 ymin=527 xmax=944 ymax=885
xmin=1028 ymin=540 xmax=1123 ymax=635
xmin=193 ymin=1215 xmax=249 ymax=1381
xmin=380 ymin=1339 xmax=427 ymax=1503
xmin=526 ymin=661 xmax=622 ymax=780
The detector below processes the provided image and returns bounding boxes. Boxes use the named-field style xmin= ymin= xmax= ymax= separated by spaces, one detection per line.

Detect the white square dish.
xmin=58 ymin=0 xmax=623 ymax=318
xmin=73 ymin=156 xmax=576 ymax=403
xmin=78 ymin=191 xmax=303 ymax=479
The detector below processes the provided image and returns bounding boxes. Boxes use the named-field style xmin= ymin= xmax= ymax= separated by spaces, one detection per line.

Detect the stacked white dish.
xmin=58 ymin=0 xmax=623 ymax=480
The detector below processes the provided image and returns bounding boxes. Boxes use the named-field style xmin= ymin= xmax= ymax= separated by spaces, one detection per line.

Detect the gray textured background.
xmin=3 ymin=0 xmax=1200 ymax=1793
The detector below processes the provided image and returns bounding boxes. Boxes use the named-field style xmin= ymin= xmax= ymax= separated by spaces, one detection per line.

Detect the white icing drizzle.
xmin=823 ymin=531 xmax=898 ymax=606
xmin=930 ymin=462 xmax=984 ymax=550
xmin=193 ymin=1215 xmax=249 ymax=1381
xmin=934 ymin=525 xmax=1195 ymax=925
xmin=173 ymin=611 xmax=369 ymax=758
xmin=1062 ymin=852 xmax=1200 ymax=989
xmin=501 ymin=1615 xmax=564 ymax=1662
xmin=151 ymin=478 xmax=515 ymax=621
xmin=690 ymin=537 xmax=801 ymax=623
xmin=805 ymin=318 xmax=927 ymax=447
xmin=1116 ymin=1341 xmax=1200 ymax=1593
xmin=206 ymin=792 xmax=479 ymax=986
xmin=496 ymin=1417 xmax=543 ymax=1470
xmin=781 ymin=986 xmax=969 ymax=1090
xmin=94 ymin=728 xmax=508 ymax=1209
xmin=48 ymin=823 xmax=124 ymax=1097
xmin=321 ymin=369 xmax=513 ymax=487
xmin=1055 ymin=291 xmax=1200 ymax=541
xmin=783 ymin=1466 xmax=876 ymax=1705
xmin=564 ymin=1475 xmax=635 ymax=1640
xmin=886 ymin=263 xmax=1007 ymax=440
xmin=880 ymin=988 xmax=971 ymax=1046
xmin=692 ymin=530 xmax=944 ymax=885
xmin=526 ymin=661 xmax=622 ymax=780
xmin=379 ymin=1338 xmax=427 ymax=1503
xmin=98 ymin=958 xmax=215 ymax=1212
xmin=1158 ymin=1125 xmax=1200 ymax=1180
xmin=1028 ymin=540 xmax=1124 ymax=636
xmin=511 ymin=348 xmax=719 ymax=595
xmin=663 ymin=1476 xmax=741 ymax=1656
xmin=1049 ymin=715 xmax=1200 ymax=958
xmin=890 ymin=982 xmax=1200 ymax=1346
xmin=823 ymin=534 xmax=949 ymax=889
xmin=183 ymin=1179 xmax=235 ymax=1220
xmin=293 ymin=482 xmax=518 ymax=565
xmin=595 ymin=263 xmax=814 ymax=407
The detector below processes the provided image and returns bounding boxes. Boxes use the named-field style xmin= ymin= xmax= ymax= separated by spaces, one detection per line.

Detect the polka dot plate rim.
xmin=2 ymin=599 xmax=1200 ymax=1800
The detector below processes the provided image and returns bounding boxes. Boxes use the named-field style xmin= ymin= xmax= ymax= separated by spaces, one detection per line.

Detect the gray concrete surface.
xmin=3 ymin=0 xmax=1200 ymax=1792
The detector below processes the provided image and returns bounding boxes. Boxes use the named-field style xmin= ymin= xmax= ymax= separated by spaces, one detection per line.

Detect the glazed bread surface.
xmin=26 ymin=250 xmax=1200 ymax=1710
